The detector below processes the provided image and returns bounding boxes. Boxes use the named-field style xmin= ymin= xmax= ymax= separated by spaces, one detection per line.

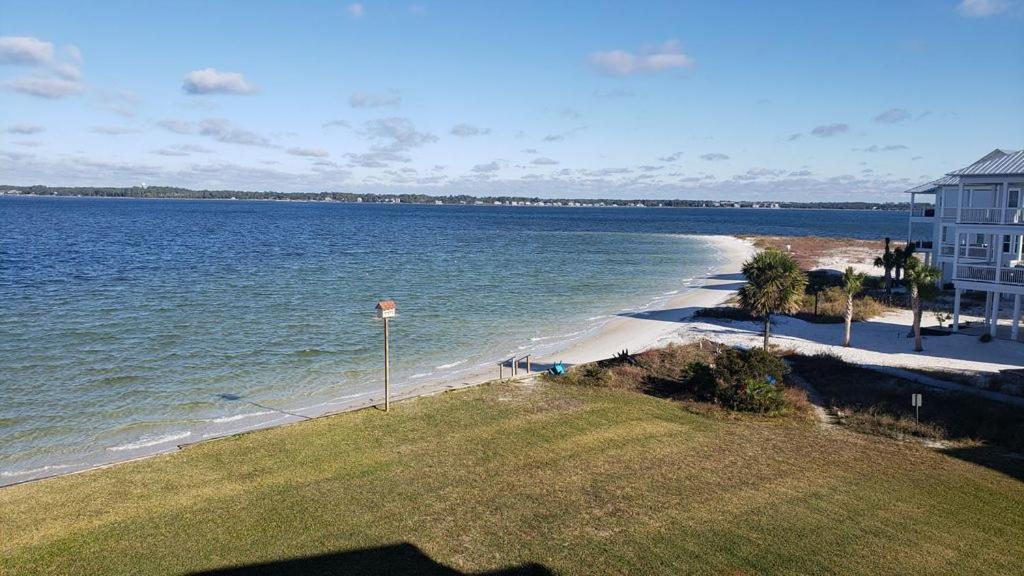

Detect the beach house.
xmin=907 ymin=149 xmax=1024 ymax=341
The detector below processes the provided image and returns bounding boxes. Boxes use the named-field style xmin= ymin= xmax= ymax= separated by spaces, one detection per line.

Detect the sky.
xmin=1 ymin=0 xmax=1022 ymax=201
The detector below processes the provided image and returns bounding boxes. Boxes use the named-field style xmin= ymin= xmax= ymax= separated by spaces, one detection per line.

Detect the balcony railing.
xmin=942 ymin=207 xmax=958 ymax=219
xmin=959 ymin=245 xmax=990 ymax=259
xmin=910 ymin=207 xmax=935 ymax=218
xmin=958 ymin=207 xmax=1024 ymax=225
xmin=955 ymin=264 xmax=1024 ymax=286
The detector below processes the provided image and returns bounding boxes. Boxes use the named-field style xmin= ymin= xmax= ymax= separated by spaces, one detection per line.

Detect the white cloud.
xmin=7 ymin=124 xmax=45 ymax=134
xmin=152 ymin=144 xmax=213 ymax=156
xmin=322 ymin=119 xmax=352 ymax=129
xmin=700 ymin=153 xmax=730 ymax=161
xmin=97 ymin=90 xmax=140 ymax=117
xmin=957 ymin=0 xmax=1009 ymax=17
xmin=0 ymin=36 xmax=54 ymax=65
xmin=349 ymin=91 xmax=401 ymax=108
xmin=347 ymin=3 xmax=365 ymax=18
xmin=287 ymin=147 xmax=330 ymax=157
xmin=811 ymin=123 xmax=849 ymax=137
xmin=157 ymin=119 xmax=194 ymax=134
xmin=873 ymin=108 xmax=911 ymax=124
xmin=472 ymin=161 xmax=501 ymax=173
xmin=658 ymin=151 xmax=683 ymax=162
xmin=198 ymin=118 xmax=271 ymax=146
xmin=531 ymin=157 xmax=559 ymax=165
xmin=5 ymin=76 xmax=83 ymax=98
xmin=91 ymin=125 xmax=140 ymax=135
xmin=182 ymin=68 xmax=257 ymax=95
xmin=589 ymin=40 xmax=695 ymax=76
xmin=450 ymin=123 xmax=491 ymax=137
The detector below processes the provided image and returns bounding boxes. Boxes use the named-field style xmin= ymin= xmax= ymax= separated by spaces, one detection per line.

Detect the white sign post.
xmin=911 ymin=393 xmax=922 ymax=422
xmin=375 ymin=300 xmax=397 ymax=412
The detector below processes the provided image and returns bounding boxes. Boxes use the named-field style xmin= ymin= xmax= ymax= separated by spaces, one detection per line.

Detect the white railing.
xmin=956 ymin=264 xmax=1024 ymax=286
xmin=958 ymin=207 xmax=1024 ymax=225
xmin=957 ymin=245 xmax=989 ymax=259
xmin=942 ymin=207 xmax=958 ymax=219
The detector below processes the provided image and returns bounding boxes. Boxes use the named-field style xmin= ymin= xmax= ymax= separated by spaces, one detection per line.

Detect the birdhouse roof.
xmin=375 ymin=300 xmax=396 ymax=311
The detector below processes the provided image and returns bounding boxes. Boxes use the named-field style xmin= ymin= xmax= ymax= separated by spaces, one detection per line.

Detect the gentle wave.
xmin=409 ymin=372 xmax=433 ymax=379
xmin=107 ymin=431 xmax=192 ymax=452
xmin=206 ymin=410 xmax=274 ymax=424
xmin=435 ymin=359 xmax=467 ymax=370
xmin=0 ymin=463 xmax=73 ymax=478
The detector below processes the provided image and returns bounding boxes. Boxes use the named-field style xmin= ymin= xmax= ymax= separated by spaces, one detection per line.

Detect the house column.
xmin=985 ymin=291 xmax=994 ymax=326
xmin=952 ymin=288 xmax=962 ymax=333
xmin=1012 ymin=295 xmax=1022 ymax=341
xmin=908 ymin=192 xmax=915 ymax=244
xmin=990 ymin=291 xmax=1001 ymax=338
xmin=952 ymin=230 xmax=961 ymax=285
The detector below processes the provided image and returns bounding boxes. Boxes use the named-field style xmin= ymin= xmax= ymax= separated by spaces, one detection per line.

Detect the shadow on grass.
xmin=189 ymin=542 xmax=553 ymax=576
xmin=943 ymin=445 xmax=1024 ymax=482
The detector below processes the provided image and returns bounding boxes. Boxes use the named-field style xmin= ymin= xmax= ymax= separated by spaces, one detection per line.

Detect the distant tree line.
xmin=0 ymin=185 xmax=912 ymax=211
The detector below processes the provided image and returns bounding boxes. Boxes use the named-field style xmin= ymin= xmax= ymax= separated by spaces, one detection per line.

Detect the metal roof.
xmin=949 ymin=149 xmax=1024 ymax=177
xmin=904 ymin=174 xmax=959 ymax=194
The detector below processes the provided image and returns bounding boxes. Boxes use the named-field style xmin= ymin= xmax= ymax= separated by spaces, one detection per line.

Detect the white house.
xmin=907 ymin=149 xmax=1024 ymax=341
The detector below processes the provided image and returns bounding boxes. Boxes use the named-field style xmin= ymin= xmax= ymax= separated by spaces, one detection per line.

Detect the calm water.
xmin=0 ymin=197 xmax=906 ymax=483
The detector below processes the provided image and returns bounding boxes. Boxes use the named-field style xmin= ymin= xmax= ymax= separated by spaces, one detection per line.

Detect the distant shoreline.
xmin=0 ymin=192 xmax=911 ymax=211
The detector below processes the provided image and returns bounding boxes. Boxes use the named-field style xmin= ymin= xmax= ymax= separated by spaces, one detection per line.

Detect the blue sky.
xmin=1 ymin=0 xmax=1021 ymax=200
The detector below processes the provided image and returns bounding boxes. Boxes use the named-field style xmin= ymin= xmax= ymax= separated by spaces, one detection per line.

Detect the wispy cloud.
xmin=287 ymin=147 xmax=329 ymax=157
xmin=956 ymin=0 xmax=1009 ymax=17
xmin=0 ymin=36 xmax=53 ymax=65
xmin=811 ymin=123 xmax=849 ymax=137
xmin=472 ymin=161 xmax=501 ymax=173
xmin=450 ymin=123 xmax=491 ymax=137
xmin=658 ymin=151 xmax=683 ymax=162
xmin=873 ymin=108 xmax=911 ymax=124
xmin=531 ymin=157 xmax=559 ymax=165
xmin=91 ymin=125 xmax=140 ymax=135
xmin=157 ymin=118 xmax=194 ymax=134
xmin=349 ymin=91 xmax=401 ymax=108
xmin=198 ymin=118 xmax=271 ymax=146
xmin=6 ymin=76 xmax=83 ymax=98
xmin=6 ymin=124 xmax=45 ymax=134
xmin=700 ymin=153 xmax=730 ymax=161
xmin=858 ymin=144 xmax=908 ymax=152
xmin=347 ymin=3 xmax=365 ymax=18
xmin=589 ymin=40 xmax=695 ymax=76
xmin=182 ymin=68 xmax=257 ymax=95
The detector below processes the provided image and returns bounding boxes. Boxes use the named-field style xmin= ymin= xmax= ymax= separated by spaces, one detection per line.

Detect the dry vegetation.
xmin=788 ymin=352 xmax=1024 ymax=455
xmin=746 ymin=235 xmax=883 ymax=270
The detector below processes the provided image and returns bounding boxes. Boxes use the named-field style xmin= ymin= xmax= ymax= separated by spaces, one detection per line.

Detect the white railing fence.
xmin=956 ymin=264 xmax=1024 ymax=286
xmin=958 ymin=207 xmax=1024 ymax=225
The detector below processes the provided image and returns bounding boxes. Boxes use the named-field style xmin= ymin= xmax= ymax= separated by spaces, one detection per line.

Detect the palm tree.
xmin=903 ymin=256 xmax=941 ymax=352
xmin=840 ymin=266 xmax=866 ymax=347
xmin=892 ymin=242 xmax=917 ymax=282
xmin=874 ymin=237 xmax=896 ymax=295
xmin=738 ymin=250 xmax=808 ymax=349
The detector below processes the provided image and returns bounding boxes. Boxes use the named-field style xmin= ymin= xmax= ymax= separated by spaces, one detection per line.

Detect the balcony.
xmin=956 ymin=264 xmax=1024 ymax=286
xmin=910 ymin=207 xmax=935 ymax=218
xmin=958 ymin=207 xmax=1024 ymax=225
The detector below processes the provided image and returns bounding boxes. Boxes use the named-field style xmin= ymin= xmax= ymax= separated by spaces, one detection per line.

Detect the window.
xmin=1010 ymin=189 xmax=1021 ymax=208
xmin=1004 ymin=235 xmax=1011 ymax=253
xmin=975 ymin=233 xmax=986 ymax=245
xmin=941 ymin=226 xmax=949 ymax=243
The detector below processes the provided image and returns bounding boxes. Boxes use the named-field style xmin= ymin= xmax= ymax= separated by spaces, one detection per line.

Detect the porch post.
xmin=908 ymin=192 xmax=915 ymax=244
xmin=951 ymin=230 xmax=961 ymax=285
xmin=984 ymin=291 xmax=993 ymax=326
xmin=952 ymin=288 xmax=962 ymax=333
xmin=956 ymin=182 xmax=963 ymax=224
xmin=1012 ymin=295 xmax=1021 ymax=341
xmin=990 ymin=291 xmax=1001 ymax=338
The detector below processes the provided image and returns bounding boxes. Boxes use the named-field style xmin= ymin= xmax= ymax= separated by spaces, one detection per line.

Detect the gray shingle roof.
xmin=905 ymin=174 xmax=959 ymax=194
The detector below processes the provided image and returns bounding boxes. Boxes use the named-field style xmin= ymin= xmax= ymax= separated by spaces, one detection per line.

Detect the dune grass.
xmin=1 ymin=378 xmax=1023 ymax=575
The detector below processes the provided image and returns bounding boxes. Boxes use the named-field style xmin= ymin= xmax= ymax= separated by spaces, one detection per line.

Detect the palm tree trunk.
xmin=763 ymin=313 xmax=771 ymax=349
xmin=911 ymin=285 xmax=923 ymax=351
xmin=884 ymin=269 xmax=892 ymax=294
xmin=843 ymin=294 xmax=853 ymax=346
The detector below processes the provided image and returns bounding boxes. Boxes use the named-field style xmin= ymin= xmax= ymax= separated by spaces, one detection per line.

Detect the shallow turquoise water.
xmin=0 ymin=198 xmax=906 ymax=483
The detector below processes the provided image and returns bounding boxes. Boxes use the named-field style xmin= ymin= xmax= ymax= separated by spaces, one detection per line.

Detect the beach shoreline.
xmin=1 ymin=234 xmax=755 ymax=488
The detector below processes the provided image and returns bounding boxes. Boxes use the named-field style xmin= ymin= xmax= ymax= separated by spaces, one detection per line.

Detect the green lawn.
xmin=2 ymin=378 xmax=1022 ymax=575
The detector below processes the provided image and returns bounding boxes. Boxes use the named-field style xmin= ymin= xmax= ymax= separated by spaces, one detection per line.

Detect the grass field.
xmin=2 ymin=377 xmax=1023 ymax=575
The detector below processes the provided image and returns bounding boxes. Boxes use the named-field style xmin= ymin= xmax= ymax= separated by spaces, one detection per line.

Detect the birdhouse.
xmin=375 ymin=299 xmax=397 ymax=320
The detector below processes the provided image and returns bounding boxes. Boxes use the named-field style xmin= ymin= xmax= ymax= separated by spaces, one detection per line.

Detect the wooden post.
xmin=526 ymin=355 xmax=531 ymax=374
xmin=383 ymin=317 xmax=390 ymax=412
